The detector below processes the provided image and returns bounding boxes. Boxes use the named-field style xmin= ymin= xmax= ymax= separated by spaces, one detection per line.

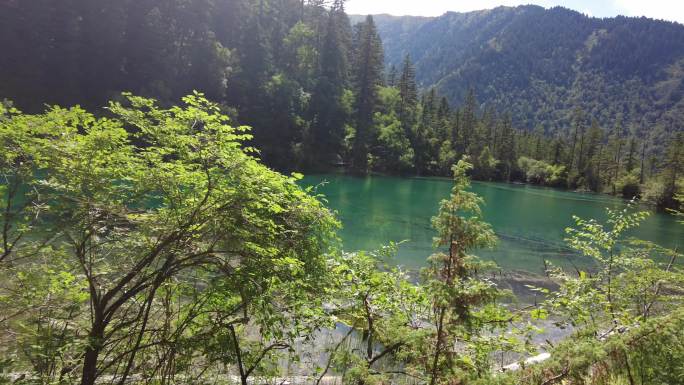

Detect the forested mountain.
xmin=0 ymin=1 xmax=681 ymax=209
xmin=360 ymin=6 xmax=684 ymax=138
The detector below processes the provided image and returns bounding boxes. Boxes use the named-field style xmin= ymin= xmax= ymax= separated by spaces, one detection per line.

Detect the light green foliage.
xmin=284 ymin=22 xmax=319 ymax=85
xmin=497 ymin=308 xmax=684 ymax=385
xmin=0 ymin=93 xmax=339 ymax=385
xmin=473 ymin=146 xmax=499 ymax=181
xmin=430 ymin=159 xmax=498 ymax=252
xmin=517 ymin=157 xmax=566 ymax=186
xmin=325 ymin=245 xmax=429 ymax=385
xmin=437 ymin=140 xmax=459 ymax=176
xmin=372 ymin=87 xmax=415 ymax=173
xmin=541 ymin=205 xmax=683 ymax=331
xmin=503 ymin=206 xmax=684 ymax=385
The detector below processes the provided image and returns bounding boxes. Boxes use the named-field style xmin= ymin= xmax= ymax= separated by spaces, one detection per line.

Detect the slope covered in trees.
xmin=364 ymin=5 xmax=684 ymax=141
xmin=0 ymin=1 xmax=682 ymax=210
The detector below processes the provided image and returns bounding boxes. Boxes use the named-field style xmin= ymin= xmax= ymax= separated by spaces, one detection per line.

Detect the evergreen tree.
xmin=659 ymin=132 xmax=684 ymax=211
xmin=398 ymin=54 xmax=419 ymax=161
xmin=551 ymin=136 xmax=565 ymax=166
xmin=497 ymin=114 xmax=517 ymax=181
xmin=625 ymin=135 xmax=638 ymax=172
xmin=387 ymin=64 xmax=398 ymax=87
xmin=424 ymin=158 xmax=509 ymax=384
xmin=533 ymin=126 xmax=545 ymax=160
xmin=306 ymin=0 xmax=350 ymax=168
xmin=606 ymin=119 xmax=625 ymax=194
xmin=350 ymin=15 xmax=384 ymax=171
xmin=458 ymin=89 xmax=478 ymax=155
xmin=567 ymin=108 xmax=586 ymax=186
xmin=413 ymin=89 xmax=441 ymax=174
xmin=583 ymin=119 xmax=604 ymax=191
xmin=398 ymin=54 xmax=418 ymax=118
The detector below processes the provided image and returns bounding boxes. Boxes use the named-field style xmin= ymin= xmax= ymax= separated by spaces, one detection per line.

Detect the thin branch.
xmin=315 ymin=327 xmax=354 ymax=385
xmin=644 ymin=247 xmax=678 ymax=317
xmin=368 ymin=342 xmax=404 ymax=366
xmin=541 ymin=367 xmax=569 ymax=385
xmin=244 ymin=342 xmax=290 ymax=379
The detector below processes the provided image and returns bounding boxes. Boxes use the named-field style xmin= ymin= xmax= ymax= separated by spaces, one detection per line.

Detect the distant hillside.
xmin=353 ymin=6 xmax=684 ymax=138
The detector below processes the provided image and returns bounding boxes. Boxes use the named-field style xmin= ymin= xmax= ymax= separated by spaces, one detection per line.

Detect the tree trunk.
xmin=429 ymin=306 xmax=446 ymax=385
xmin=639 ymin=142 xmax=646 ymax=184
xmin=80 ymin=323 xmax=104 ymax=385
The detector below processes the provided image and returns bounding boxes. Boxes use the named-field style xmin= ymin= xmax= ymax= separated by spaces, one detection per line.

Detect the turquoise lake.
xmin=302 ymin=174 xmax=683 ymax=274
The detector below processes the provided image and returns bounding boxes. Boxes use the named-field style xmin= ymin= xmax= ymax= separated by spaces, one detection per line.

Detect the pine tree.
xmin=625 ymin=135 xmax=638 ymax=172
xmin=583 ymin=119 xmax=604 ymax=191
xmin=239 ymin=1 xmax=272 ymax=94
xmin=387 ymin=64 xmax=398 ymax=87
xmin=306 ymin=0 xmax=350 ymax=168
xmin=640 ymin=140 xmax=648 ymax=184
xmin=458 ymin=89 xmax=478 ymax=155
xmin=660 ymin=132 xmax=683 ymax=211
xmin=533 ymin=126 xmax=545 ymax=160
xmin=414 ymin=89 xmax=439 ymax=174
xmin=567 ymin=107 xmax=586 ymax=183
xmin=350 ymin=15 xmax=384 ymax=171
xmin=437 ymin=96 xmax=450 ymax=121
xmin=497 ymin=114 xmax=516 ymax=181
xmin=482 ymin=106 xmax=497 ymax=154
xmin=425 ymin=158 xmax=507 ymax=385
xmin=551 ymin=136 xmax=565 ymax=166
xmin=606 ymin=119 xmax=625 ymax=194
xmin=398 ymin=54 xmax=418 ymax=151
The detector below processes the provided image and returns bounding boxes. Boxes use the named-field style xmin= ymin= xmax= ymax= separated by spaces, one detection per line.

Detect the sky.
xmin=345 ymin=0 xmax=684 ymax=24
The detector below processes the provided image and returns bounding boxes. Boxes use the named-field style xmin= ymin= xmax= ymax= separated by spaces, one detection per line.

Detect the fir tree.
xmin=458 ymin=89 xmax=478 ymax=155
xmin=424 ymin=158 xmax=509 ymax=384
xmin=387 ymin=64 xmax=398 ymax=87
xmin=660 ymin=132 xmax=683 ymax=211
xmin=350 ymin=15 xmax=384 ymax=171
xmin=398 ymin=54 xmax=418 ymax=152
xmin=306 ymin=0 xmax=350 ymax=168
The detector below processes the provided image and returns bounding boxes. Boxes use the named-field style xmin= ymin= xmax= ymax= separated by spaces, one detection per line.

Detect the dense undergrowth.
xmin=495 ymin=308 xmax=684 ymax=385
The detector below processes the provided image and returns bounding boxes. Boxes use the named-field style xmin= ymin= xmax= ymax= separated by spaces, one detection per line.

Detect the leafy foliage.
xmin=539 ymin=204 xmax=683 ymax=333
xmin=0 ymin=93 xmax=339 ymax=385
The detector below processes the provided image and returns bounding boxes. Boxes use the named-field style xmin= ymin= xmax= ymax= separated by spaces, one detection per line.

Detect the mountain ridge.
xmin=351 ymin=5 xmax=684 ymax=139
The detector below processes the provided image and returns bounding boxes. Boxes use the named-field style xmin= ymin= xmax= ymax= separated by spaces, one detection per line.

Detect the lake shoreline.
xmin=308 ymin=168 xmax=673 ymax=215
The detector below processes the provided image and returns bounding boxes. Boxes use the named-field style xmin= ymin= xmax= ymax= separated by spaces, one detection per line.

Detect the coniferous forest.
xmin=1 ymin=1 xmax=684 ymax=385
xmin=1 ymin=0 xmax=682 ymax=210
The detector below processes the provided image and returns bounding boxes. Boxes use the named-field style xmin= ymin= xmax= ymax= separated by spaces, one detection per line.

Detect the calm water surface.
xmin=302 ymin=174 xmax=683 ymax=274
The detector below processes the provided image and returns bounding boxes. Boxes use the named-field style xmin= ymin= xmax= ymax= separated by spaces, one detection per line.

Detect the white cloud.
xmin=612 ymin=0 xmax=684 ymax=23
